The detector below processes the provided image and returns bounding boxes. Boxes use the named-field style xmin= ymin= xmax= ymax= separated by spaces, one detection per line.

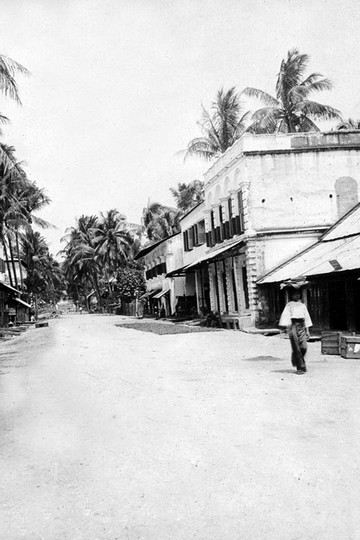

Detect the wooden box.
xmin=340 ymin=335 xmax=360 ymax=359
xmin=321 ymin=331 xmax=342 ymax=355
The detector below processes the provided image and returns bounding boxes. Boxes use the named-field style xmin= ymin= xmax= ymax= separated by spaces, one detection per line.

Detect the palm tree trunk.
xmin=15 ymin=231 xmax=24 ymax=293
xmin=91 ymin=271 xmax=102 ymax=311
xmin=1 ymin=235 xmax=14 ymax=288
xmin=7 ymin=234 xmax=19 ymax=291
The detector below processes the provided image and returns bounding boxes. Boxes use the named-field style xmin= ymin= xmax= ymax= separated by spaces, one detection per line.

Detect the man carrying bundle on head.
xmin=279 ymin=278 xmax=313 ymax=375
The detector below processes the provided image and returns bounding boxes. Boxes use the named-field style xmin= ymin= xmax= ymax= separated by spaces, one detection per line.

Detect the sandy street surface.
xmin=0 ymin=314 xmax=359 ymax=540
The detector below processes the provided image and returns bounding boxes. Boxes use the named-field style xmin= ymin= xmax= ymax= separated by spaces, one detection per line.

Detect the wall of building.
xmin=246 ymin=150 xmax=360 ymax=232
xmin=253 ymin=232 xmax=324 ymax=279
xmin=180 ymin=202 xmax=207 ymax=267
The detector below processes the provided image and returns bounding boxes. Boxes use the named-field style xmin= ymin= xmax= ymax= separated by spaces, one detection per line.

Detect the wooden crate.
xmin=321 ymin=331 xmax=342 ymax=355
xmin=340 ymin=335 xmax=360 ymax=358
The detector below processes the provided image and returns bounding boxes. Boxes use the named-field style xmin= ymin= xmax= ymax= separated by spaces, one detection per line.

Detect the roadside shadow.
xmin=243 ymin=356 xmax=284 ymax=362
xmin=271 ymin=369 xmax=297 ymax=374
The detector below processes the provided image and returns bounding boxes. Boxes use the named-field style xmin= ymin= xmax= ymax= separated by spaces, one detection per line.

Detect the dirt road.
xmin=0 ymin=314 xmax=359 ymax=539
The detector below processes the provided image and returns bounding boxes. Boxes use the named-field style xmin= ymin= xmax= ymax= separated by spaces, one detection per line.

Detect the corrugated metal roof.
xmin=258 ymin=234 xmax=360 ymax=284
xmin=258 ymin=202 xmax=360 ymax=284
xmin=322 ymin=202 xmax=360 ymax=241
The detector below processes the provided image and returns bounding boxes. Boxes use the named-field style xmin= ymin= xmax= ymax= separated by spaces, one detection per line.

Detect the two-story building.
xmin=175 ymin=130 xmax=360 ymax=328
xmin=135 ymin=232 xmax=185 ymax=316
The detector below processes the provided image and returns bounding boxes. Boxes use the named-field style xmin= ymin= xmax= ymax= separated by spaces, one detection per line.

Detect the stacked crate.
xmin=321 ymin=331 xmax=342 ymax=355
xmin=340 ymin=335 xmax=360 ymax=358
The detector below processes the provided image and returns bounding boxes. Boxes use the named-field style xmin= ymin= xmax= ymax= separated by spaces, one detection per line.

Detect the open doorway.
xmin=328 ymin=281 xmax=347 ymax=330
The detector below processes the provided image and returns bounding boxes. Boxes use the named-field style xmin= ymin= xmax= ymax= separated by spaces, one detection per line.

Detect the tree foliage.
xmin=170 ymin=179 xmax=204 ymax=212
xmin=115 ymin=260 xmax=145 ymax=300
xmin=141 ymin=201 xmax=181 ymax=242
xmin=61 ymin=211 xmax=142 ymax=309
xmin=0 ymin=52 xmax=60 ymax=310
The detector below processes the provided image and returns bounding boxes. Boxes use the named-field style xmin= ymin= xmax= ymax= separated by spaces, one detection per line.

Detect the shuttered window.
xmin=197 ymin=220 xmax=205 ymax=245
xmin=238 ymin=190 xmax=245 ymax=232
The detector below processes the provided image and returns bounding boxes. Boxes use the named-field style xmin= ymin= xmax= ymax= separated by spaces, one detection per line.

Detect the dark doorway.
xmin=222 ymin=261 xmax=229 ymax=312
xmin=328 ymin=281 xmax=347 ymax=330
xmin=353 ymin=281 xmax=360 ymax=332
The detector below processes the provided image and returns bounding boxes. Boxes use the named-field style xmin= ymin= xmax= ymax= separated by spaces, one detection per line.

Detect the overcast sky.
xmin=0 ymin=0 xmax=359 ymax=255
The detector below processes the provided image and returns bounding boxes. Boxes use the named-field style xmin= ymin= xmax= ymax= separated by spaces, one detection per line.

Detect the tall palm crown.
xmin=184 ymin=87 xmax=249 ymax=160
xmin=170 ymin=180 xmax=204 ymax=212
xmin=142 ymin=202 xmax=181 ymax=242
xmin=95 ymin=209 xmax=133 ymax=273
xmin=243 ymin=49 xmax=341 ymax=133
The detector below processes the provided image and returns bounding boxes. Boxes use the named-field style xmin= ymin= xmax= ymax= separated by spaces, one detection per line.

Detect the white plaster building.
xmin=135 ymin=233 xmax=185 ymax=316
xmin=185 ymin=130 xmax=360 ymax=328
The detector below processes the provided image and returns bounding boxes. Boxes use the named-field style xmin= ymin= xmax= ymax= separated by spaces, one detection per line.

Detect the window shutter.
xmin=238 ymin=190 xmax=245 ymax=232
xmin=198 ymin=220 xmax=205 ymax=245
xmin=188 ymin=227 xmax=194 ymax=250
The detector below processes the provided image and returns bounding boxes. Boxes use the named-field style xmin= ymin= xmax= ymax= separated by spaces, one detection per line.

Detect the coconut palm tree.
xmin=184 ymin=87 xmax=249 ymax=160
xmin=61 ymin=215 xmax=103 ymax=309
xmin=170 ymin=179 xmax=204 ymax=212
xmin=142 ymin=201 xmax=181 ymax=241
xmin=242 ymin=48 xmax=341 ymax=133
xmin=94 ymin=209 xmax=134 ymax=299
xmin=20 ymin=228 xmax=65 ymax=315
xmin=0 ymin=144 xmax=51 ymax=290
xmin=337 ymin=118 xmax=360 ymax=130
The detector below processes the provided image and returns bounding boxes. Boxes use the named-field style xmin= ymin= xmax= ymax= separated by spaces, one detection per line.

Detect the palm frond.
xmin=297 ymin=100 xmax=341 ymax=121
xmin=247 ymin=107 xmax=281 ymax=133
xmin=184 ymin=137 xmax=218 ymax=161
xmin=0 ymin=54 xmax=29 ymax=105
xmin=242 ymin=87 xmax=279 ymax=107
xmin=297 ymin=116 xmax=320 ymax=132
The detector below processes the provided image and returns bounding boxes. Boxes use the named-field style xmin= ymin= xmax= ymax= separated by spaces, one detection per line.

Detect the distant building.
xmin=0 ymin=248 xmax=30 ymax=326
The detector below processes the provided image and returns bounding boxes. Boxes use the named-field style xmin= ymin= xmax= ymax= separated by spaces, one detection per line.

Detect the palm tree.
xmin=184 ymin=87 xmax=249 ymax=160
xmin=337 ymin=118 xmax=360 ymax=130
xmin=20 ymin=228 xmax=64 ymax=316
xmin=61 ymin=215 xmax=103 ymax=309
xmin=0 ymin=144 xmax=51 ymax=291
xmin=94 ymin=209 xmax=134 ymax=299
xmin=242 ymin=48 xmax=341 ymax=133
xmin=170 ymin=179 xmax=204 ymax=212
xmin=142 ymin=201 xmax=181 ymax=241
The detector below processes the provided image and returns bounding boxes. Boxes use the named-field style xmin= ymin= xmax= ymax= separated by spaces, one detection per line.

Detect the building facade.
xmin=186 ymin=130 xmax=360 ymax=327
xmin=136 ymin=233 xmax=185 ymax=317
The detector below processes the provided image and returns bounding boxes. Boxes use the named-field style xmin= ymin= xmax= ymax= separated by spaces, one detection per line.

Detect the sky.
xmin=0 ymin=0 xmax=360 ymax=256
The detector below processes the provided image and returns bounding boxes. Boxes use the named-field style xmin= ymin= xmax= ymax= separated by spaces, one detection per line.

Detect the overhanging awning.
xmin=0 ymin=282 xmax=20 ymax=295
xmin=185 ymin=237 xmax=245 ymax=270
xmin=166 ymin=265 xmax=187 ymax=277
xmin=140 ymin=289 xmax=161 ymax=299
xmin=15 ymin=298 xmax=32 ymax=309
xmin=258 ymin=234 xmax=360 ymax=284
xmin=153 ymin=288 xmax=170 ymax=299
